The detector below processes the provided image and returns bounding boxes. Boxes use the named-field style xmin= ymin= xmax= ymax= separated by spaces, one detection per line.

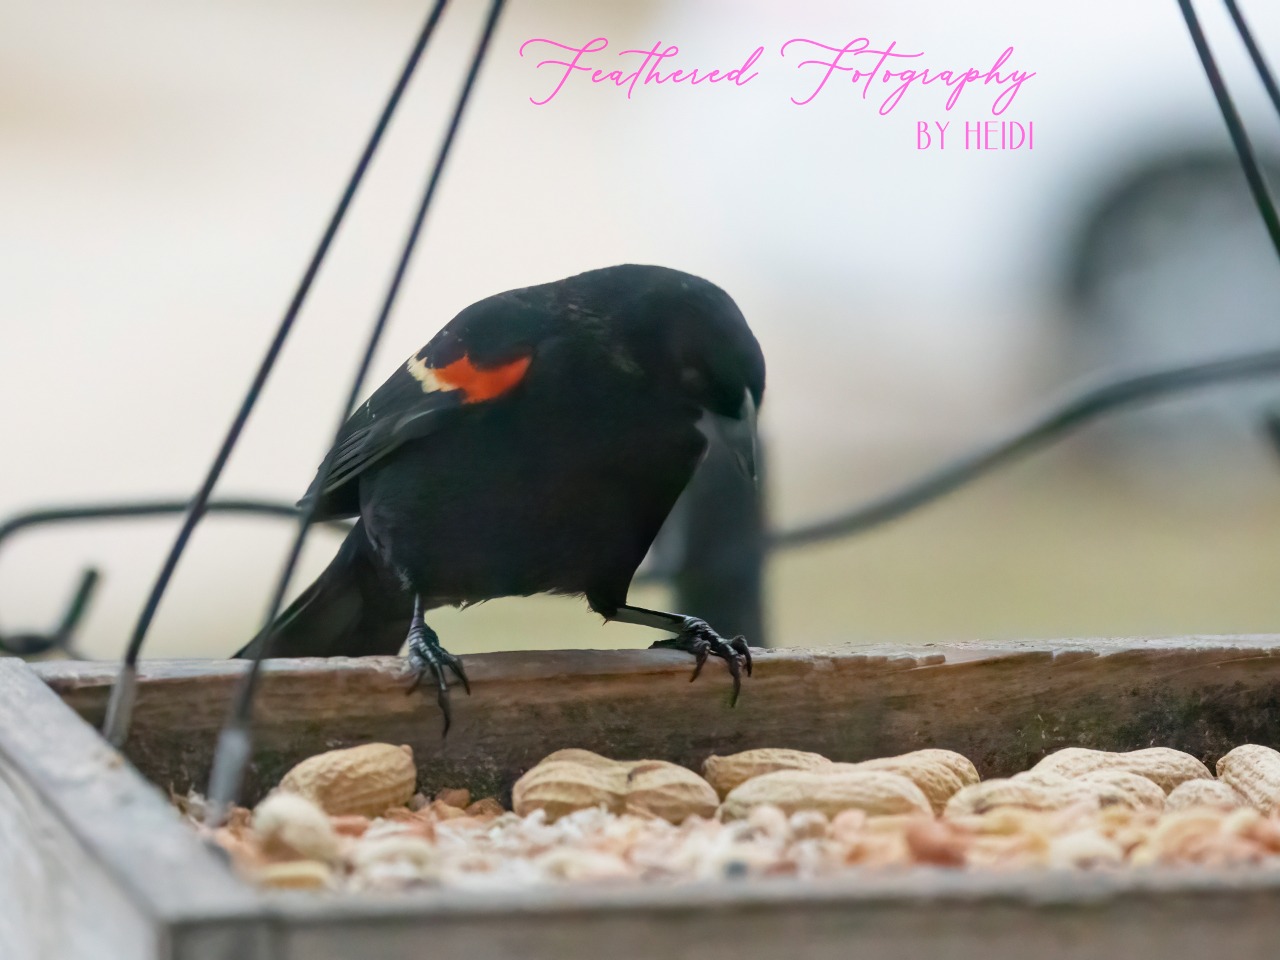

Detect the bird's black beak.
xmin=698 ymin=388 xmax=759 ymax=487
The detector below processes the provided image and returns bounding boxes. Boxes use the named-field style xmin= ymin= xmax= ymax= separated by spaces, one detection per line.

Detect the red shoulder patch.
xmin=407 ymin=352 xmax=531 ymax=404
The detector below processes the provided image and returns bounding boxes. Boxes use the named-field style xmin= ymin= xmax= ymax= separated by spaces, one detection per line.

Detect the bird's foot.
xmin=650 ymin=618 xmax=753 ymax=706
xmin=403 ymin=621 xmax=470 ymax=735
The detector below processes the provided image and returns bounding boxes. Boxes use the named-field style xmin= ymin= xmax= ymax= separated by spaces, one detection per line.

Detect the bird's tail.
xmin=234 ymin=521 xmax=413 ymax=659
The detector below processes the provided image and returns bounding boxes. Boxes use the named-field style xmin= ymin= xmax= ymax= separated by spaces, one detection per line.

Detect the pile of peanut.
xmin=189 ymin=742 xmax=1280 ymax=891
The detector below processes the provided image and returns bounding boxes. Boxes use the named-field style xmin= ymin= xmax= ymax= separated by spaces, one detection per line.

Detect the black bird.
xmin=236 ymin=264 xmax=765 ymax=730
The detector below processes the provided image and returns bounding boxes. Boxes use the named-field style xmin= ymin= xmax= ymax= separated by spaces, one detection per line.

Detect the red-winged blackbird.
xmin=236 ymin=264 xmax=765 ymax=730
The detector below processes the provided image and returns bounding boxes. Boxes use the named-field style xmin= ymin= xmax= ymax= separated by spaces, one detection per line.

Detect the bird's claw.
xmin=403 ymin=628 xmax=470 ymax=736
xmin=651 ymin=619 xmax=753 ymax=706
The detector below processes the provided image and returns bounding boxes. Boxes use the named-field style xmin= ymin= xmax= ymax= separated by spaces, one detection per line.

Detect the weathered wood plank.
xmin=0 ymin=752 xmax=155 ymax=960
xmin=13 ymin=641 xmax=1280 ymax=959
xmin=266 ymin=873 xmax=1280 ymax=960
xmin=34 ymin=636 xmax=1280 ymax=805
xmin=0 ymin=658 xmax=267 ymax=960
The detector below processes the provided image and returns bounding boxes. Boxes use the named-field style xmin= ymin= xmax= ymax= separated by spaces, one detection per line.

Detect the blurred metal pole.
xmin=668 ymin=433 xmax=768 ymax=647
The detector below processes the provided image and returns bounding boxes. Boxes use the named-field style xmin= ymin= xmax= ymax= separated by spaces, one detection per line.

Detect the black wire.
xmin=206 ymin=0 xmax=508 ymax=820
xmin=0 ymin=500 xmax=351 ymax=658
xmin=767 ymin=347 xmax=1280 ymax=550
xmin=1224 ymin=0 xmax=1280 ymax=120
xmin=103 ymin=0 xmax=451 ymax=748
xmin=47 ymin=569 xmax=98 ymax=660
xmin=1177 ymin=0 xmax=1280 ymax=259
xmin=0 ymin=498 xmax=345 ymax=544
xmin=0 ymin=570 xmax=97 ymax=658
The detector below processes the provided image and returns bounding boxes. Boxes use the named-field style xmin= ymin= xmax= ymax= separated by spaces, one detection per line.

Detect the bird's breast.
xmin=359 ymin=404 xmax=704 ymax=603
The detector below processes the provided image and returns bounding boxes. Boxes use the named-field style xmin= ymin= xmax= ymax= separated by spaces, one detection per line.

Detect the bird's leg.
xmin=600 ymin=603 xmax=752 ymax=706
xmin=403 ymin=594 xmax=470 ymax=735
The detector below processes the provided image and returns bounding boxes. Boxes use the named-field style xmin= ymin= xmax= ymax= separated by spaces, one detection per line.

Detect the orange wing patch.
xmin=406 ymin=352 xmax=531 ymax=404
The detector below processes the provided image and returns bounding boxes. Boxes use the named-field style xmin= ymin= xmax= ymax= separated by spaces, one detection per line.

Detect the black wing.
xmin=299 ymin=281 xmax=570 ymax=519
xmin=301 ymin=364 xmax=467 ymax=519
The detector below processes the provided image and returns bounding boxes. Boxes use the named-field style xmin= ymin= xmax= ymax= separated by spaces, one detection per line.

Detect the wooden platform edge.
xmin=15 ymin=643 xmax=1280 ymax=959
xmin=31 ymin=638 xmax=1280 ymax=806
xmin=34 ymin=634 xmax=1280 ymax=691
xmin=0 ymin=658 xmax=269 ymax=959
xmin=256 ymin=870 xmax=1280 ymax=960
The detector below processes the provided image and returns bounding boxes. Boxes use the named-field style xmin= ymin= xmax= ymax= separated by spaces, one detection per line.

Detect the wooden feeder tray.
xmin=6 ymin=637 xmax=1280 ymax=959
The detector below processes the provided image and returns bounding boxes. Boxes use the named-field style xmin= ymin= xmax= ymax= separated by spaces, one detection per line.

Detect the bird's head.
xmin=592 ymin=264 xmax=766 ymax=481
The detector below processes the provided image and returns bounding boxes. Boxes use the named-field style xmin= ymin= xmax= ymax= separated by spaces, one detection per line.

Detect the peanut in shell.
xmin=511 ymin=759 xmax=629 ymax=821
xmin=1030 ymin=747 xmax=1211 ymax=794
xmin=624 ymin=760 xmax=719 ymax=823
xmin=702 ymin=748 xmax=832 ymax=798
xmin=1216 ymin=744 xmax=1280 ymax=813
xmin=721 ymin=768 xmax=932 ymax=820
xmin=279 ymin=743 xmax=417 ymax=817
xmin=1073 ymin=770 xmax=1166 ymax=811
xmin=837 ymin=749 xmax=979 ymax=815
xmin=537 ymin=748 xmax=628 ymax=770
xmin=945 ymin=778 xmax=1100 ymax=818
xmin=1165 ymin=778 xmax=1247 ymax=813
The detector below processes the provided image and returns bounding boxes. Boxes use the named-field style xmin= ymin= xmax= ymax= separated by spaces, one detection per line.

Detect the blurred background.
xmin=3 ymin=0 xmax=1280 ymax=660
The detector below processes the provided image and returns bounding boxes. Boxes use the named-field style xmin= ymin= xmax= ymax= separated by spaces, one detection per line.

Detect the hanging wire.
xmin=766 ymin=347 xmax=1280 ymax=551
xmin=0 ymin=499 xmax=350 ymax=658
xmin=204 ymin=0 xmax=508 ymax=823
xmin=1177 ymin=0 xmax=1280 ymax=258
xmin=624 ymin=346 xmax=1280 ymax=583
xmin=1 ymin=499 xmax=306 ymax=538
xmin=102 ymin=0 xmax=452 ymax=748
xmin=1223 ymin=1 xmax=1280 ymax=118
